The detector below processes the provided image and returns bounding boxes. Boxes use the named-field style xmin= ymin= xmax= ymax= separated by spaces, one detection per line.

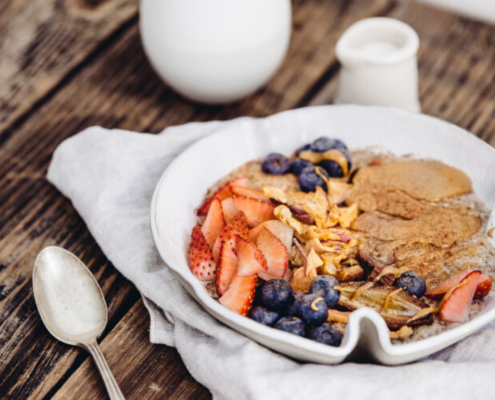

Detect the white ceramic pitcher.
xmin=335 ymin=18 xmax=421 ymax=113
xmin=140 ymin=0 xmax=292 ymax=104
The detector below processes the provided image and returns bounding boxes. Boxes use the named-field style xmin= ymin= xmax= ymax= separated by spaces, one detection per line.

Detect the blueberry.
xmin=261 ymin=153 xmax=291 ymax=175
xmin=300 ymin=294 xmax=328 ymax=326
xmin=309 ymin=323 xmax=342 ymax=346
xmin=348 ymin=168 xmax=360 ymax=183
xmin=310 ymin=137 xmax=348 ymax=153
xmin=310 ymin=137 xmax=338 ymax=153
xmin=394 ymin=271 xmax=426 ymax=298
xmin=309 ymin=276 xmax=341 ymax=308
xmin=253 ymin=284 xmax=264 ymax=305
xmin=318 ymin=160 xmax=344 ymax=178
xmin=333 ymin=139 xmax=348 ymax=151
xmin=290 ymin=159 xmax=313 ymax=176
xmin=318 ymin=149 xmax=352 ymax=178
xmin=285 ymin=291 xmax=305 ymax=317
xmin=295 ymin=144 xmax=311 ymax=156
xmin=298 ymin=166 xmax=328 ymax=193
xmin=274 ymin=316 xmax=306 ymax=337
xmin=342 ymin=148 xmax=353 ymax=171
xmin=262 ymin=279 xmax=294 ymax=311
xmin=248 ymin=306 xmax=279 ymax=327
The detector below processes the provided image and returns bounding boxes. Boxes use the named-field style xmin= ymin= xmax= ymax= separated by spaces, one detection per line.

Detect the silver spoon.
xmin=33 ymin=246 xmax=125 ymax=400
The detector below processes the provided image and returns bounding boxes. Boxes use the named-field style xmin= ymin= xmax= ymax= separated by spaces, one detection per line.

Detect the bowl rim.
xmin=150 ymin=104 xmax=495 ymax=363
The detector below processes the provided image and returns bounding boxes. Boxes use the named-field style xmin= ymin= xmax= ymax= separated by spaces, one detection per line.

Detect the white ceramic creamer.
xmin=139 ymin=0 xmax=292 ymax=104
xmin=335 ymin=18 xmax=421 ymax=113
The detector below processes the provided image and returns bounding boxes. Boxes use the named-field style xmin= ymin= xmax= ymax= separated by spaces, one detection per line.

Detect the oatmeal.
xmin=188 ymin=137 xmax=495 ymax=347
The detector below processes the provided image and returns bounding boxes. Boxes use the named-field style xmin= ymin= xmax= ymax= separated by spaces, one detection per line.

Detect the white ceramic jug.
xmin=140 ymin=0 xmax=292 ymax=104
xmin=335 ymin=18 xmax=421 ymax=113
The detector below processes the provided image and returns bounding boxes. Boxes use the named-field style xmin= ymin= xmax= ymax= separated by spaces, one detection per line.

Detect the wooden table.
xmin=2 ymin=0 xmax=495 ymax=398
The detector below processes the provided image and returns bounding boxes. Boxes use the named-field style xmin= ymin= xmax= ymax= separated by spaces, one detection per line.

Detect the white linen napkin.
xmin=47 ymin=113 xmax=495 ymax=400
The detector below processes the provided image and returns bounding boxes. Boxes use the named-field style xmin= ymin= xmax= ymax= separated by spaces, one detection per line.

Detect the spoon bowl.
xmin=33 ymin=246 xmax=125 ymax=400
xmin=33 ymin=246 xmax=107 ymax=345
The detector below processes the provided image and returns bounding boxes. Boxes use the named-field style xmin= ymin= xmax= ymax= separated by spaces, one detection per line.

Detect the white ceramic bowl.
xmin=151 ymin=105 xmax=495 ymax=365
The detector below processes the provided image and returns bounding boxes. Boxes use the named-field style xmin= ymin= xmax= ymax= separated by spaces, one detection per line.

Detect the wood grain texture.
xmin=4 ymin=0 xmax=495 ymax=399
xmin=0 ymin=0 xmax=138 ymax=135
xmin=51 ymin=300 xmax=210 ymax=400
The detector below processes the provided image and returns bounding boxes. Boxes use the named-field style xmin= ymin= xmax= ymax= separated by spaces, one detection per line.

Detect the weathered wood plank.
xmin=0 ymin=0 xmax=138 ymax=135
xmin=0 ymin=204 xmax=141 ymax=399
xmin=0 ymin=0 xmax=395 ymax=398
xmin=51 ymin=300 xmax=211 ymax=400
xmin=310 ymin=2 xmax=495 ymax=147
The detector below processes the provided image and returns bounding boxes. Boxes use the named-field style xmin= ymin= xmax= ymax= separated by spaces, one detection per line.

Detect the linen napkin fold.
xmin=47 ymin=114 xmax=495 ymax=400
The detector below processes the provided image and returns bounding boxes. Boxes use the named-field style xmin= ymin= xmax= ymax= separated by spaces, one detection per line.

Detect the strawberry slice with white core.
xmin=197 ymin=177 xmax=247 ymax=216
xmin=256 ymin=227 xmax=288 ymax=281
xmin=248 ymin=221 xmax=294 ymax=251
xmin=260 ymin=220 xmax=294 ymax=251
xmin=219 ymin=274 xmax=257 ymax=316
xmin=189 ymin=226 xmax=217 ymax=282
xmin=233 ymin=196 xmax=275 ymax=227
xmin=230 ymin=185 xmax=271 ymax=202
xmin=248 ymin=224 xmax=265 ymax=244
xmin=221 ymin=197 xmax=238 ymax=224
xmin=201 ymin=198 xmax=225 ymax=248
xmin=212 ymin=212 xmax=249 ymax=261
xmin=236 ymin=235 xmax=268 ymax=276
xmin=216 ymin=242 xmax=238 ymax=295
xmin=258 ymin=271 xmax=281 ymax=282
xmin=439 ymin=270 xmax=481 ymax=323
xmin=426 ymin=269 xmax=492 ymax=300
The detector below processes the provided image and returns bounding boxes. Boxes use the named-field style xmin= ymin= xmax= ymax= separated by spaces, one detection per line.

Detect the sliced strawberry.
xmin=236 ymin=235 xmax=268 ymax=276
xmin=233 ymin=196 xmax=275 ymax=227
xmin=256 ymin=228 xmax=288 ymax=281
xmin=219 ymin=274 xmax=257 ymax=316
xmin=260 ymin=220 xmax=294 ymax=251
xmin=230 ymin=176 xmax=248 ymax=187
xmin=230 ymin=185 xmax=270 ymax=202
xmin=248 ymin=221 xmax=293 ymax=251
xmin=212 ymin=237 xmax=222 ymax=263
xmin=221 ymin=197 xmax=238 ymax=224
xmin=426 ymin=270 xmax=472 ymax=299
xmin=197 ymin=177 xmax=247 ymax=216
xmin=257 ymin=272 xmax=277 ymax=281
xmin=475 ymin=275 xmax=492 ymax=299
xmin=189 ymin=226 xmax=216 ymax=282
xmin=439 ymin=270 xmax=481 ymax=323
xmin=426 ymin=269 xmax=492 ymax=300
xmin=216 ymin=242 xmax=238 ymax=295
xmin=201 ymin=198 xmax=225 ymax=248
xmin=248 ymin=224 xmax=265 ymax=244
xmin=197 ymin=183 xmax=231 ymax=217
xmin=212 ymin=212 xmax=249 ymax=261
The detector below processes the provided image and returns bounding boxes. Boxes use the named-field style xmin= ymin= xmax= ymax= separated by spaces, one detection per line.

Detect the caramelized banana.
xmin=337 ymin=282 xmax=434 ymax=329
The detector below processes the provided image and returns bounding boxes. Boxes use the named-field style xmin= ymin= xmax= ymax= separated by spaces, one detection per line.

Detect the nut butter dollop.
xmin=353 ymin=160 xmax=472 ymax=201
xmin=351 ymin=209 xmax=481 ymax=248
xmin=349 ymin=159 xmax=480 ymax=248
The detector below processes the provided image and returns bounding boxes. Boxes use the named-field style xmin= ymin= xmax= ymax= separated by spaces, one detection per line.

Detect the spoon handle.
xmin=84 ymin=341 xmax=126 ymax=400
